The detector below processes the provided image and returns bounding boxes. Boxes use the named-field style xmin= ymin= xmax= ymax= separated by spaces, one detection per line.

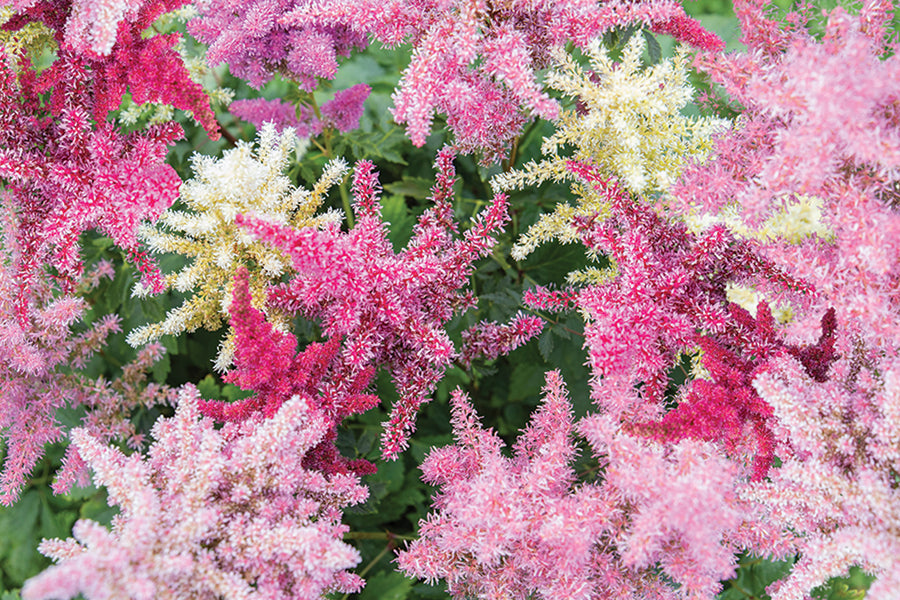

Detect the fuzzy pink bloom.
xmin=0 ymin=54 xmax=183 ymax=310
xmin=285 ymin=0 xmax=723 ymax=162
xmin=188 ymin=0 xmax=367 ymax=90
xmin=746 ymin=355 xmax=900 ymax=600
xmin=568 ymin=163 xmax=810 ymax=423
xmin=237 ymin=149 xmax=515 ymax=457
xmin=0 ymin=240 xmax=173 ymax=503
xmin=400 ymin=372 xmax=759 ymax=599
xmin=459 ymin=312 xmax=544 ymax=366
xmin=672 ymin=2 xmax=900 ymax=349
xmin=22 ymin=386 xmax=368 ymax=600
xmin=230 ymin=84 xmax=370 ymax=137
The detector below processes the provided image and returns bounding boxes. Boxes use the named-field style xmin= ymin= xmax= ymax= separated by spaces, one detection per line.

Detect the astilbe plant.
xmin=237 ymin=148 xmax=534 ymax=457
xmin=655 ymin=2 xmax=900 ymax=594
xmin=286 ymin=0 xmax=724 ymax=162
xmin=0 ymin=0 xmax=220 ymax=311
xmin=746 ymin=355 xmax=900 ymax=600
xmin=0 ymin=255 xmax=119 ymax=505
xmin=128 ymin=124 xmax=346 ymax=371
xmin=21 ymin=386 xmax=369 ymax=600
xmin=399 ymin=371 xmax=766 ymax=599
xmin=0 ymin=52 xmax=183 ymax=313
xmin=229 ymin=83 xmax=371 ymax=138
xmin=671 ymin=0 xmax=900 ymax=348
xmin=187 ymin=0 xmax=368 ymax=90
xmin=199 ymin=266 xmax=379 ymax=476
xmin=0 ymin=214 xmax=175 ymax=504
xmin=555 ymin=163 xmax=811 ymax=422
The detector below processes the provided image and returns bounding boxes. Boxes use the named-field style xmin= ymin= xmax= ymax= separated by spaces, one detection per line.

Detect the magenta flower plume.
xmin=22 ymin=386 xmax=368 ymax=600
xmin=561 ymin=162 xmax=811 ymax=423
xmin=0 ymin=53 xmax=183 ymax=312
xmin=459 ymin=312 xmax=544 ymax=367
xmin=237 ymin=149 xmax=521 ymax=457
xmin=188 ymin=0 xmax=367 ymax=90
xmin=3 ymin=0 xmax=217 ymax=135
xmin=199 ymin=267 xmax=379 ymax=475
xmin=285 ymin=0 xmax=723 ymax=162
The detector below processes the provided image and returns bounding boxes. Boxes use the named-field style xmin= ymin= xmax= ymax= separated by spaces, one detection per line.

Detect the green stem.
xmin=340 ymin=176 xmax=355 ymax=229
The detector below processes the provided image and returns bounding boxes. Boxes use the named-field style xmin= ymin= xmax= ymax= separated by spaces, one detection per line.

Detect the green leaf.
xmin=0 ymin=490 xmax=43 ymax=585
xmin=537 ymin=328 xmax=554 ymax=361
xmin=382 ymin=194 xmax=418 ymax=251
xmin=341 ymin=128 xmax=409 ymax=165
xmin=359 ymin=571 xmax=414 ymax=600
xmin=642 ymin=30 xmax=662 ymax=64
xmin=197 ymin=374 xmax=221 ymax=400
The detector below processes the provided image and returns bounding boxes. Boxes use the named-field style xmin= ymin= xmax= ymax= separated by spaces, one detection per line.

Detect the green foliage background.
xmin=0 ymin=1 xmax=878 ymax=598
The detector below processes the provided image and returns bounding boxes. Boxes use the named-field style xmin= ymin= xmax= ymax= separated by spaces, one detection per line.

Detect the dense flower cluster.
xmin=238 ymin=150 xmax=527 ymax=456
xmin=22 ymin=387 xmax=368 ymax=600
xmin=128 ymin=124 xmax=344 ymax=370
xmin=286 ymin=0 xmax=723 ymax=161
xmin=2 ymin=0 xmax=898 ymax=599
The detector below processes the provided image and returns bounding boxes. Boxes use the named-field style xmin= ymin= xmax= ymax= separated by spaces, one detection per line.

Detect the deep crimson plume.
xmin=638 ymin=303 xmax=838 ymax=480
xmin=199 ymin=267 xmax=379 ymax=475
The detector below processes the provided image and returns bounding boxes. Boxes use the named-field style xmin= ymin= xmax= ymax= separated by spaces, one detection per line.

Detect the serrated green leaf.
xmin=197 ymin=374 xmax=221 ymax=400
xmin=537 ymin=328 xmax=554 ymax=361
xmin=642 ymin=30 xmax=662 ymax=64
xmin=359 ymin=571 xmax=414 ymax=600
xmin=384 ymin=177 xmax=434 ymax=200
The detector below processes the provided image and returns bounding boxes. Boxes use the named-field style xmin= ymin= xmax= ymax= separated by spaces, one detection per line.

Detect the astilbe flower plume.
xmin=129 ymin=124 xmax=345 ymax=371
xmin=1 ymin=0 xmax=217 ymax=133
xmin=671 ymin=0 xmax=900 ymax=348
xmin=199 ymin=267 xmax=379 ymax=475
xmin=0 ymin=52 xmax=183 ymax=313
xmin=636 ymin=302 xmax=837 ymax=481
xmin=399 ymin=371 xmax=762 ymax=599
xmin=493 ymin=32 xmax=727 ymax=200
xmin=0 ymin=221 xmax=174 ymax=504
xmin=746 ymin=354 xmax=900 ymax=600
xmin=286 ymin=0 xmax=724 ymax=163
xmin=230 ymin=83 xmax=371 ymax=137
xmin=238 ymin=148 xmax=526 ymax=457
xmin=187 ymin=0 xmax=367 ymax=90
xmin=558 ymin=163 xmax=811 ymax=422
xmin=21 ymin=385 xmax=368 ymax=600
xmin=0 ymin=257 xmax=119 ymax=505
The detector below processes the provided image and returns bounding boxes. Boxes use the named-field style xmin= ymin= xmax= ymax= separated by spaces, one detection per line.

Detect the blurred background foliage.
xmin=0 ymin=0 xmax=878 ymax=598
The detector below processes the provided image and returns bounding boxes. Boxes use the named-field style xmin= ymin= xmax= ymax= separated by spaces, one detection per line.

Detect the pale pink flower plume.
xmin=22 ymin=385 xmax=368 ymax=600
xmin=399 ymin=371 xmax=761 ymax=599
